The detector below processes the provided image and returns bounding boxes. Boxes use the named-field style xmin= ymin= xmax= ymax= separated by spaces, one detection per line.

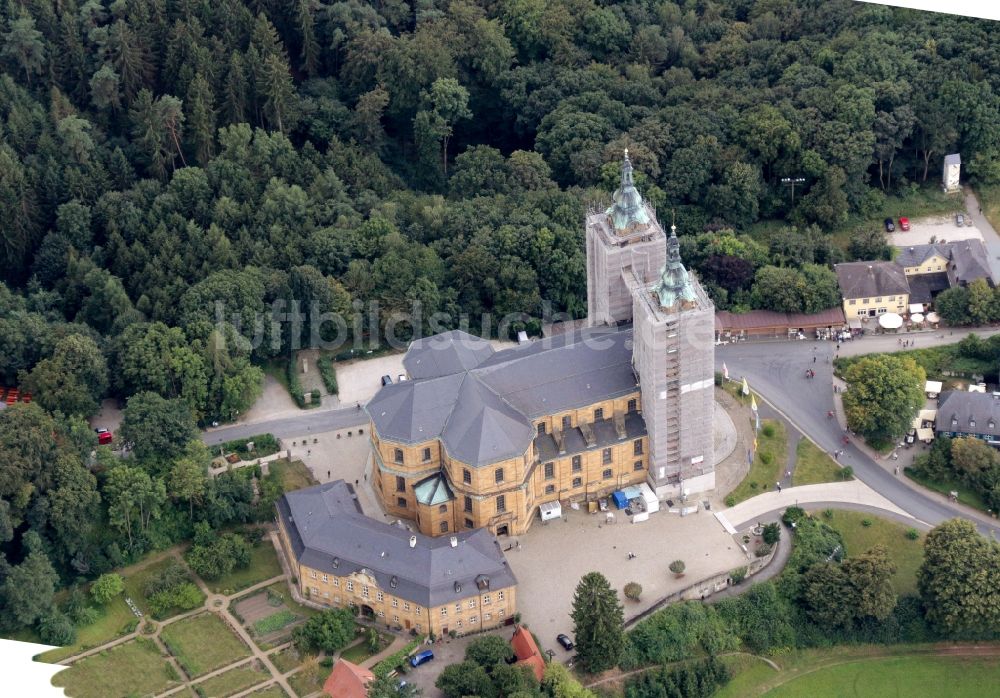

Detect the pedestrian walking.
xmin=813 ymin=356 xmax=817 ymax=363
xmin=837 ymin=343 xmax=840 ymax=350
xmin=834 ymin=450 xmax=839 ymax=461
xmin=327 ymin=470 xmax=331 ymax=478
xmin=894 ymin=466 xmax=899 ymax=476
xmin=776 ymin=482 xmax=782 ymax=493
xmin=786 ymin=470 xmax=791 ymax=479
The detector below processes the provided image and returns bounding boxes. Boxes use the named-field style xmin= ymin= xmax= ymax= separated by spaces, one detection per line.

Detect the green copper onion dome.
xmin=606 ymin=149 xmax=651 ymax=232
xmin=654 ymin=224 xmax=697 ymax=310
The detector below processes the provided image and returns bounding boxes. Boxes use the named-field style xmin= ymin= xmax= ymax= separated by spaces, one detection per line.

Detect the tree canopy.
xmin=843 ymin=354 xmax=926 ymax=447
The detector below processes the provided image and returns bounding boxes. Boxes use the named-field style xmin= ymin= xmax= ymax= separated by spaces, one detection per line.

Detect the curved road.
xmin=718 ymin=337 xmax=1000 ymax=536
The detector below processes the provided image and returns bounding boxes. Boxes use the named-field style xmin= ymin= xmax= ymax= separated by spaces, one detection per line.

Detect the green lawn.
xmin=193 ymin=660 xmax=270 ymax=698
xmin=52 ymin=638 xmax=180 ymax=698
xmin=764 ymin=655 xmax=1000 ymax=697
xmin=905 ymin=468 xmax=990 ymax=513
xmin=815 ymin=510 xmax=925 ymax=596
xmin=124 ymin=556 xmax=205 ymax=620
xmin=38 ymin=595 xmax=138 ymax=664
xmin=207 ymin=541 xmax=283 ymax=594
xmin=793 ymin=440 xmax=850 ymax=486
xmin=269 ymin=459 xmax=317 ymax=493
xmin=726 ymin=419 xmax=788 ymax=505
xmin=834 ymin=342 xmax=994 ymax=384
xmin=160 ymin=613 xmax=251 ymax=678
xmin=269 ymin=645 xmax=314 ymax=674
xmin=247 ymin=684 xmax=289 ymax=698
xmin=287 ymin=659 xmax=328 ymax=696
xmin=339 ymin=632 xmax=391 ymax=664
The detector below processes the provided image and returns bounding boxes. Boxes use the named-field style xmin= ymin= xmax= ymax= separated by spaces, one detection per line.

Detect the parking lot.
xmin=888 ymin=213 xmax=983 ymax=247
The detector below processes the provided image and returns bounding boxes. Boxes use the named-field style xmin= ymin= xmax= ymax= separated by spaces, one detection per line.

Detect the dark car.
xmin=884 ymin=217 xmax=895 ymax=232
xmin=957 ymin=213 xmax=965 ymax=226
xmin=409 ymin=649 xmax=434 ymax=667
xmin=557 ymin=634 xmax=574 ymax=651
xmin=381 ymin=374 xmax=393 ymax=386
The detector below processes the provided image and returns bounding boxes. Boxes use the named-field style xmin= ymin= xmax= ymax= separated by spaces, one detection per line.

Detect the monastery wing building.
xmin=365 ymin=152 xmax=716 ymax=538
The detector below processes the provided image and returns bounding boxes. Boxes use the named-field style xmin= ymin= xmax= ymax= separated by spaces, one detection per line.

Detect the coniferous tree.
xmin=297 ymin=0 xmax=320 ymax=76
xmin=571 ymin=571 xmax=625 ymax=673
xmin=186 ymin=72 xmax=216 ymax=165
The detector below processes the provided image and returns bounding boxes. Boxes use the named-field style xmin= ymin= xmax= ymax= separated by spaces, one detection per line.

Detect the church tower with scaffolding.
xmin=586 ymin=152 xmax=717 ymax=498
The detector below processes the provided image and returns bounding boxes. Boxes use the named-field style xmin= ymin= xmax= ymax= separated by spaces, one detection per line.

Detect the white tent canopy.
xmin=909 ymin=303 xmax=924 ymax=314
xmin=911 ymin=313 xmax=925 ymax=323
xmin=925 ymin=380 xmax=942 ymax=396
xmin=878 ymin=313 xmax=903 ymax=329
xmin=926 ymin=312 xmax=941 ymax=324
xmin=917 ymin=427 xmax=935 ymax=442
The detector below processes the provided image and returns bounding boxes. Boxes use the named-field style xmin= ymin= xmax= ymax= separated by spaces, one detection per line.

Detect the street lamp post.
xmin=780 ymin=177 xmax=806 ymax=205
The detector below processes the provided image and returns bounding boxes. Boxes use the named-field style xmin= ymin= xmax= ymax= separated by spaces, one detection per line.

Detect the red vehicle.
xmin=899 ymin=216 xmax=910 ymax=231
xmin=96 ymin=428 xmax=113 ymax=445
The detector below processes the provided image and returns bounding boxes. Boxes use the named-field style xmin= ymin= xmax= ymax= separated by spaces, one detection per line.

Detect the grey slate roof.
xmin=834 ymin=261 xmax=909 ymax=299
xmin=944 ymin=153 xmax=961 ymax=166
xmin=947 ymin=238 xmax=993 ymax=285
xmin=403 ymin=330 xmax=495 ymax=379
xmin=278 ymin=480 xmax=516 ymax=608
xmin=367 ymin=327 xmax=639 ymax=467
xmin=937 ymin=391 xmax=1000 ymax=440
xmin=896 ymin=243 xmax=948 ymax=268
xmin=907 ymin=273 xmax=950 ymax=304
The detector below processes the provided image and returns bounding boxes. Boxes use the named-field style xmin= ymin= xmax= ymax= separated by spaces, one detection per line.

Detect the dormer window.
xmin=990 ymin=421 xmax=995 ymax=430
xmin=332 ymin=557 xmax=339 ymax=568
xmin=970 ymin=419 xmax=976 ymax=428
xmin=390 ymin=576 xmax=398 ymax=588
xmin=952 ymin=416 xmax=958 ymax=427
xmin=476 ymin=574 xmax=490 ymax=590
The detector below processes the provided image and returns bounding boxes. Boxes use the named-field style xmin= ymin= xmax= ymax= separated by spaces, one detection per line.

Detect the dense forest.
xmin=1 ymin=0 xmax=1000 ymax=643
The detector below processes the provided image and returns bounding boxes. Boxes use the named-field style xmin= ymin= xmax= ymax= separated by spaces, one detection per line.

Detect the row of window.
xmin=535 ymin=401 xmax=639 ymax=437
xmin=847 ymin=295 xmax=901 ymax=305
xmin=393 ymin=447 xmax=434 ymax=464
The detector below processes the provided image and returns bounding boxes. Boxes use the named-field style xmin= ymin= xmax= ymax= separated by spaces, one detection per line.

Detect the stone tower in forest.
xmin=586 ymin=152 xmax=717 ymax=498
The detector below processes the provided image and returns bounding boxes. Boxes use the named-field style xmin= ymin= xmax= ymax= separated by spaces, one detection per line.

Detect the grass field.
xmin=339 ymin=632 xmax=391 ymax=664
xmin=247 ymin=684 xmax=288 ymax=698
xmin=52 ymin=638 xmax=179 ymax=698
xmin=193 ymin=660 xmax=269 ymax=698
xmin=834 ymin=341 xmax=994 ymax=384
xmin=815 ymin=510 xmax=925 ymax=596
xmin=263 ymin=582 xmax=321 ymax=620
xmin=726 ymin=419 xmax=787 ymax=505
xmin=793 ymin=440 xmax=849 ymax=486
xmin=269 ymin=459 xmax=317 ymax=493
xmin=905 ymin=467 xmax=990 ymax=513
xmin=718 ymin=646 xmax=1000 ymax=698
xmin=125 ymin=556 xmax=205 ymax=620
xmin=160 ymin=613 xmax=251 ymax=678
xmin=287 ymin=659 xmax=327 ymax=696
xmin=207 ymin=542 xmax=283 ymax=594
xmin=765 ymin=654 xmax=1000 ymax=697
xmin=38 ymin=594 xmax=138 ymax=664
xmin=269 ymin=645 xmax=313 ymax=674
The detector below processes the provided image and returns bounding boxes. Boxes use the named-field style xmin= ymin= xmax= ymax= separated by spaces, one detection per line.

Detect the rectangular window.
xmin=415 ymin=606 xmax=421 ymax=614
xmin=440 ymin=607 xmax=447 ymax=617
xmin=377 ymin=591 xmax=383 ymax=601
xmin=309 ymin=571 xmax=317 ymax=579
xmin=455 ymin=603 xmax=461 ymax=613
xmin=545 ymin=484 xmax=555 ymax=494
xmin=468 ymin=599 xmax=476 ymax=608
xmin=392 ymin=598 xmax=398 ymax=607
xmin=333 ymin=578 xmax=340 ymax=587
xmin=494 ymin=468 xmax=504 ymax=483
xmin=362 ymin=585 xmax=369 ymax=599
xmin=465 ymin=517 xmax=474 ymax=529
xmin=562 ymin=415 xmax=572 ymax=430
xmin=498 ymin=609 xmax=504 ymax=618
xmin=498 ymin=590 xmax=505 ymax=600
xmin=627 ymin=398 xmax=637 ymax=413
xmin=544 ymin=462 xmax=554 ymax=479
xmin=439 ymin=504 xmax=447 ymax=513
xmin=377 ymin=610 xmax=384 ymax=617
xmin=594 ymin=407 xmax=604 ymax=421
xmin=403 ymin=602 xmax=410 ymax=611
xmin=849 ymin=299 xmax=856 ymax=305
xmin=346 ymin=581 xmax=354 ymax=591
xmin=396 ymin=476 xmax=406 ymax=492
xmin=483 ymin=594 xmax=491 ymax=605
xmin=485 ymin=612 xmax=492 ymax=621
xmin=457 ymin=620 xmax=463 ymax=628
xmin=394 ymin=448 xmax=403 ymax=464
xmin=416 ymin=624 xmax=422 ymax=632
xmin=321 ymin=574 xmax=328 ymax=583
xmin=876 ymin=297 xmax=882 ymax=302
xmin=572 ymin=477 xmax=582 ymax=488
xmin=603 ymin=448 xmax=612 ymax=464
xmin=603 ymin=468 xmax=613 ymax=479
xmin=633 ymin=439 xmax=643 ymax=456
xmin=422 ymin=447 xmax=431 ymax=462
xmin=464 ymin=496 xmax=472 ymax=513
xmin=397 ymin=497 xmax=407 ymax=508
xmin=393 ymin=615 xmax=399 ymax=623
xmin=496 ymin=495 xmax=506 ymax=513
xmin=537 ymin=422 xmax=546 ymax=435
xmin=470 ymin=616 xmax=478 ymax=624
xmin=439 ymin=521 xmax=449 ymax=533
xmin=311 ymin=587 xmax=319 ymax=596
xmin=463 ymin=468 xmax=471 ymax=484
xmin=634 ymin=460 xmax=643 ymax=471
xmin=572 ymin=455 xmax=582 ymax=472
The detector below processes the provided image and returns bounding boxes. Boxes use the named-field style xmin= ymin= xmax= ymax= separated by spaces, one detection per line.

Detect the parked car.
xmin=884 ymin=217 xmax=895 ymax=232
xmin=957 ymin=213 xmax=965 ymax=226
xmin=381 ymin=374 xmax=393 ymax=386
xmin=409 ymin=650 xmax=434 ymax=667
xmin=97 ymin=431 xmax=113 ymax=445
xmin=899 ymin=216 xmax=910 ymax=231
xmin=557 ymin=633 xmax=574 ymax=650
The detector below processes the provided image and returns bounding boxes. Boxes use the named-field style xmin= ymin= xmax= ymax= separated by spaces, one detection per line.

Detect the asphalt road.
xmin=718 ymin=337 xmax=1000 ymax=536
xmin=202 ymin=406 xmax=368 ymax=445
xmin=965 ymin=189 xmax=1000 ymax=284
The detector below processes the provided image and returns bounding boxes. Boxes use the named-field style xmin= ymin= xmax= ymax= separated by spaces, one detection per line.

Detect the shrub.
xmin=317 ymin=356 xmax=338 ymax=394
xmin=782 ymin=506 xmax=807 ymax=526
xmin=762 ymin=423 xmax=776 ymax=438
xmin=148 ymin=582 xmax=203 ymax=617
xmin=372 ymin=639 xmax=422 ymax=678
xmin=762 ymin=522 xmax=781 ymax=545
xmin=293 ymin=608 xmax=357 ymax=653
xmin=759 ymin=452 xmax=773 ymax=465
xmin=861 ymin=518 xmax=873 ymax=527
xmin=90 ymin=573 xmax=125 ymax=604
xmin=186 ymin=532 xmax=251 ymax=580
xmin=624 ymin=582 xmax=643 ymax=601
xmin=822 ymin=508 xmax=834 ymax=519
xmin=624 ymin=656 xmax=731 ymax=698
xmin=905 ymin=528 xmax=920 ymax=540
xmin=320 ymin=656 xmax=334 ymax=668
xmin=669 ymin=560 xmax=686 ymax=576
xmin=144 ymin=560 xmax=191 ymax=598
xmin=714 ymin=371 xmax=723 ymax=386
xmin=724 ymin=495 xmax=736 ymax=507
xmin=755 ymin=542 xmax=773 ymax=557
xmin=38 ymin=611 xmax=76 ymax=646
xmin=624 ymin=602 xmax=739 ymax=668
xmin=840 ymin=466 xmax=854 ymax=480
xmin=310 ymin=388 xmax=321 ymax=405
xmin=74 ymin=606 xmax=100 ymax=626
xmin=287 ymin=358 xmax=306 ymax=407
xmin=730 ymin=567 xmax=748 ymax=585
